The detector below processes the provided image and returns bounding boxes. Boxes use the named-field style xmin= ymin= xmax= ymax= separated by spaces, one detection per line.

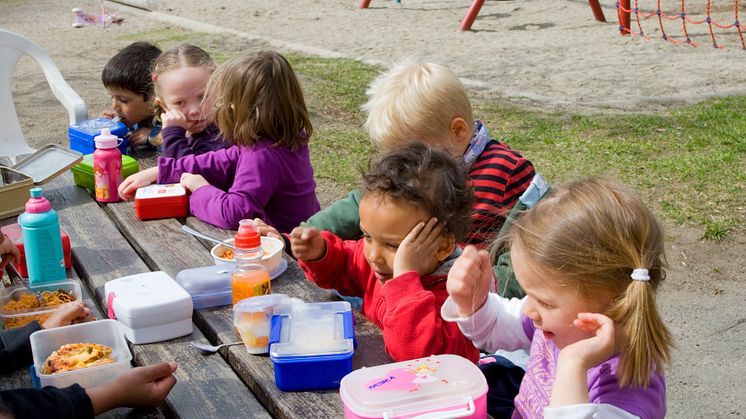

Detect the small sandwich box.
xmin=339 ymin=354 xmax=488 ymax=419
xmin=0 ymin=145 xmax=83 ymax=219
xmin=175 ymin=265 xmax=234 ymax=309
xmin=269 ymin=301 xmax=355 ymax=391
xmin=134 ymin=184 xmax=189 ymax=220
xmin=0 ymin=223 xmax=71 ymax=277
xmin=68 ymin=118 xmax=129 ymax=155
xmin=104 ymin=271 xmax=193 ymax=344
xmin=71 ymin=153 xmax=140 ymax=191
xmin=30 ymin=319 xmax=132 ymax=389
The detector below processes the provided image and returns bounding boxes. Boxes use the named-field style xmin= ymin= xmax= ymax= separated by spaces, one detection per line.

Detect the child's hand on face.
xmin=289 ymin=227 xmax=325 ymax=261
xmin=446 ymin=245 xmax=492 ymax=317
xmin=161 ymin=110 xmax=188 ymax=130
xmin=88 ymin=361 xmax=178 ymax=415
xmin=128 ymin=127 xmax=152 ymax=147
xmin=118 ymin=167 xmax=158 ymax=201
xmin=42 ymin=301 xmax=93 ymax=329
xmin=392 ymin=217 xmax=445 ymax=278
xmin=559 ymin=313 xmax=617 ymax=370
xmin=179 ymin=173 xmax=209 ymax=193
xmin=253 ymin=218 xmax=282 ymax=240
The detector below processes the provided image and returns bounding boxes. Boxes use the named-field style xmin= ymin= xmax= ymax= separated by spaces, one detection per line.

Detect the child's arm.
xmin=160 ymin=110 xmax=193 ymax=159
xmin=294 ymin=229 xmax=367 ymax=298
xmin=118 ymin=167 xmax=158 ymax=201
xmin=87 ymin=361 xmax=177 ymax=415
xmin=301 ymin=190 xmax=363 ymax=240
xmin=1 ymin=232 xmax=21 ymax=270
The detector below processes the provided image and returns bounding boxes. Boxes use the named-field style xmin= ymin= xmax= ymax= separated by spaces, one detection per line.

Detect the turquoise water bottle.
xmin=18 ymin=187 xmax=66 ymax=284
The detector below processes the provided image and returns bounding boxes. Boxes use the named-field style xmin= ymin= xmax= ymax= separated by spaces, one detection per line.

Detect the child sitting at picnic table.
xmin=443 ymin=178 xmax=672 ymax=418
xmin=151 ymin=43 xmax=226 ymax=159
xmin=100 ymin=41 xmax=162 ymax=150
xmin=288 ymin=143 xmax=480 ymax=363
xmin=118 ymin=51 xmax=320 ymax=232
xmin=301 ymin=62 xmax=535 ymax=298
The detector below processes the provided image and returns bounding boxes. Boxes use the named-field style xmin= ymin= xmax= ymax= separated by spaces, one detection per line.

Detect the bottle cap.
xmin=234 ymin=219 xmax=261 ymax=250
xmin=94 ymin=128 xmax=120 ymax=149
xmin=25 ymin=187 xmax=52 ymax=213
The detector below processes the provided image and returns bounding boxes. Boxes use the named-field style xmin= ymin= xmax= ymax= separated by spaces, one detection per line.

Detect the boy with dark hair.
xmin=100 ymin=41 xmax=162 ymax=149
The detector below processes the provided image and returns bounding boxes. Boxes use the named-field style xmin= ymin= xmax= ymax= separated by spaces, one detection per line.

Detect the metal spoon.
xmin=5 ymin=263 xmax=45 ymax=305
xmin=188 ymin=340 xmax=243 ymax=353
xmin=181 ymin=225 xmax=236 ymax=249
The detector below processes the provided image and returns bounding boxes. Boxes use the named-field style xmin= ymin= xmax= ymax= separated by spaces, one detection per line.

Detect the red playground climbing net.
xmin=616 ymin=0 xmax=745 ymax=48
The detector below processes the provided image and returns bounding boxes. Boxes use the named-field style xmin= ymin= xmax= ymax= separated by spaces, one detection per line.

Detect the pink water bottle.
xmin=93 ymin=128 xmax=123 ymax=203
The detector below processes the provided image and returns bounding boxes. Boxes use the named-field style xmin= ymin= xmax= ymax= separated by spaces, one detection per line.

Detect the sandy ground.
xmin=1 ymin=0 xmax=745 ymax=417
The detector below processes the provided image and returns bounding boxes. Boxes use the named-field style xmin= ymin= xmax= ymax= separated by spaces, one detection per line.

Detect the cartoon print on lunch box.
xmin=364 ymin=358 xmax=445 ymax=392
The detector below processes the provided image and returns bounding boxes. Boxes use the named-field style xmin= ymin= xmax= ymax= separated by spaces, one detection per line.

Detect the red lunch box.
xmin=134 ymin=184 xmax=189 ymax=220
xmin=1 ymin=223 xmax=71 ymax=278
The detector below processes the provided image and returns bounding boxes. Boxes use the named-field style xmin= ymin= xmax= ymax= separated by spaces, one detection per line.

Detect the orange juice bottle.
xmin=231 ymin=220 xmax=271 ymax=305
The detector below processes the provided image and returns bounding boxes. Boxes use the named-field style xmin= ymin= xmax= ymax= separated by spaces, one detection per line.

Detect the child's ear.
xmin=435 ymin=235 xmax=456 ymax=262
xmin=449 ymin=118 xmax=471 ymax=144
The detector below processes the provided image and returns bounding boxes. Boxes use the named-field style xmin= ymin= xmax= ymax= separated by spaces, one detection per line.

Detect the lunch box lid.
xmin=269 ymin=301 xmax=354 ymax=359
xmin=134 ymin=184 xmax=187 ymax=203
xmin=339 ymin=354 xmax=488 ymax=418
xmin=10 ymin=145 xmax=83 ymax=185
xmin=71 ymin=153 xmax=139 ymax=176
xmin=104 ymin=272 xmax=193 ymax=326
xmin=175 ymin=265 xmax=234 ymax=309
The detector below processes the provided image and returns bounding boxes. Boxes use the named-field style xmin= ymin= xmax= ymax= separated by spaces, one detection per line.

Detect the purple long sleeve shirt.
xmin=160 ymin=123 xmax=226 ymax=159
xmin=157 ymin=140 xmax=321 ymax=232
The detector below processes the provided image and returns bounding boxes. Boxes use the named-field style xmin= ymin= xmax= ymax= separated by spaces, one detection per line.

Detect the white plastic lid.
xmin=104 ymin=272 xmax=192 ymax=324
xmin=270 ymin=301 xmax=353 ymax=358
xmin=94 ymin=128 xmax=119 ymax=149
xmin=339 ymin=354 xmax=487 ymax=418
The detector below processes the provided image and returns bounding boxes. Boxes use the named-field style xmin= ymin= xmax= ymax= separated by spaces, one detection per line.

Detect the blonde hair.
xmin=362 ymin=62 xmax=473 ymax=151
xmin=205 ymin=51 xmax=312 ymax=149
xmin=503 ymin=177 xmax=673 ymax=388
xmin=152 ymin=43 xmax=216 ymax=101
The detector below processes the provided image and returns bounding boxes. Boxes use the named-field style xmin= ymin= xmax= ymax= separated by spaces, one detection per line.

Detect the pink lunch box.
xmin=339 ymin=354 xmax=487 ymax=419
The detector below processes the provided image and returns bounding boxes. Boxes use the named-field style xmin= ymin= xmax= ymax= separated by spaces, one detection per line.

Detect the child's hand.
xmin=180 ymin=173 xmax=209 ymax=193
xmin=1 ymin=234 xmax=21 ymax=269
xmin=393 ymin=217 xmax=445 ymax=278
xmin=558 ymin=313 xmax=616 ymax=370
xmin=446 ymin=245 xmax=492 ymax=317
xmin=128 ymin=127 xmax=152 ymax=147
xmin=289 ymin=227 xmax=325 ymax=261
xmin=253 ymin=218 xmax=282 ymax=240
xmin=118 ymin=167 xmax=158 ymax=201
xmin=161 ymin=110 xmax=188 ymax=130
xmin=88 ymin=361 xmax=178 ymax=415
xmin=42 ymin=301 xmax=93 ymax=329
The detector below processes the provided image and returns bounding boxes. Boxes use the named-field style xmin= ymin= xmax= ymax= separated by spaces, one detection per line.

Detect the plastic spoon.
xmin=181 ymin=225 xmax=236 ymax=249
xmin=189 ymin=341 xmax=243 ymax=353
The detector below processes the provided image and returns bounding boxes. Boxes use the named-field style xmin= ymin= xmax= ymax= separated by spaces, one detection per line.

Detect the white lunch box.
xmin=104 ymin=271 xmax=193 ymax=344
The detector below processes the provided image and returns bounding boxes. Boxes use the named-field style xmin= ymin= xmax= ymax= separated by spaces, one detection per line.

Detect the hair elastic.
xmin=631 ymin=268 xmax=650 ymax=282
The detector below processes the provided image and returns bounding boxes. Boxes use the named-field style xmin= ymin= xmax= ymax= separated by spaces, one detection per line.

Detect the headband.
xmin=631 ymin=268 xmax=650 ymax=282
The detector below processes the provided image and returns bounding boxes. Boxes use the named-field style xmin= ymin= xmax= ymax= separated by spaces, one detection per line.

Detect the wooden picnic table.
xmin=1 ymin=160 xmax=392 ymax=417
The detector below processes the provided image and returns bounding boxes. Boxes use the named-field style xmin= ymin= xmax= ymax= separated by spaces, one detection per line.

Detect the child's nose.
xmin=523 ymin=301 xmax=540 ymax=322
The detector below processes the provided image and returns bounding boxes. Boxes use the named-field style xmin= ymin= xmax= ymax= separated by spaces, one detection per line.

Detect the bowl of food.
xmin=210 ymin=236 xmax=285 ymax=273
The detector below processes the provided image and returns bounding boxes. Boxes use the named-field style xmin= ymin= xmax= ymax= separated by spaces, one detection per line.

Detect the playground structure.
xmin=358 ymin=0 xmax=495 ymax=31
xmin=616 ymin=0 xmax=745 ymax=48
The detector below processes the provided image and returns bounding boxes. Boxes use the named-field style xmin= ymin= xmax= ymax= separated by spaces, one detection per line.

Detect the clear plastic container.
xmin=30 ymin=319 xmax=132 ymax=389
xmin=233 ymin=294 xmax=289 ymax=354
xmin=0 ymin=280 xmax=82 ymax=329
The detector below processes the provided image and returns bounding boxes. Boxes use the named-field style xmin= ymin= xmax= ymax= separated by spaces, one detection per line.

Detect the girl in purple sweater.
xmin=119 ymin=51 xmax=320 ymax=232
xmin=151 ymin=43 xmax=226 ymax=158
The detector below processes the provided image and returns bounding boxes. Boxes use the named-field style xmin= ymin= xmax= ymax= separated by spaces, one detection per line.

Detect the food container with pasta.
xmin=211 ymin=236 xmax=286 ymax=275
xmin=30 ymin=319 xmax=132 ymax=389
xmin=0 ymin=280 xmax=82 ymax=329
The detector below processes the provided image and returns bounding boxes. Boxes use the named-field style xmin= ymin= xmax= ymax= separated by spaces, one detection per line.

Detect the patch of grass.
xmin=702 ymin=219 xmax=730 ymax=242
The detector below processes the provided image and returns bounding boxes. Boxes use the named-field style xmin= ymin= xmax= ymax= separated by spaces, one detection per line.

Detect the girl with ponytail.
xmin=443 ymin=177 xmax=673 ymax=419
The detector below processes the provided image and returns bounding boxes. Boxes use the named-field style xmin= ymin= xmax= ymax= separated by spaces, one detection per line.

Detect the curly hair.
xmin=362 ymin=143 xmax=473 ymax=241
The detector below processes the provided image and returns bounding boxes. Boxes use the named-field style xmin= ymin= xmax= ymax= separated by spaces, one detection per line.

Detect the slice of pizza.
xmin=42 ymin=343 xmax=115 ymax=374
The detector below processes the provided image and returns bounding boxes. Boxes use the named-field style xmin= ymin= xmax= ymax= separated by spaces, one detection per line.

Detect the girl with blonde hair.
xmin=443 ymin=177 xmax=673 ymax=418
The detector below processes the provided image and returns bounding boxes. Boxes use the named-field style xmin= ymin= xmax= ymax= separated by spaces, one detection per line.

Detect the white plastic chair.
xmin=0 ymin=29 xmax=88 ymax=159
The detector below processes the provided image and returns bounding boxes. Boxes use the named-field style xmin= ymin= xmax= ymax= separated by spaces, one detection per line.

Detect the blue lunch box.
xmin=68 ymin=118 xmax=129 ymax=155
xmin=269 ymin=301 xmax=355 ymax=391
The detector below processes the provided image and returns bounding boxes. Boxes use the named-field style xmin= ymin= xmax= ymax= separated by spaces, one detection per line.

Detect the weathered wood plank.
xmin=42 ymin=174 xmax=270 ymax=419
